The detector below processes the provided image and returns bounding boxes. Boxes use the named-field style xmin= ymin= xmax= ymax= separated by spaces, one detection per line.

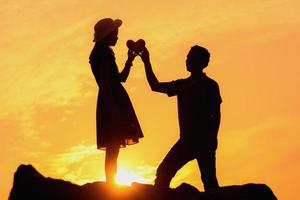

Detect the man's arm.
xmin=209 ymin=82 xmax=222 ymax=150
xmin=140 ymin=48 xmax=171 ymax=93
xmin=210 ymin=104 xmax=221 ymax=139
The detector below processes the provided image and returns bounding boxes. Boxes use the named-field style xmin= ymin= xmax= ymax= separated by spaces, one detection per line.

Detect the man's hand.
xmin=139 ymin=47 xmax=150 ymax=64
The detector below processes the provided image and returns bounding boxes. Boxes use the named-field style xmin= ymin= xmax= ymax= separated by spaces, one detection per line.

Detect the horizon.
xmin=1 ymin=1 xmax=300 ymax=199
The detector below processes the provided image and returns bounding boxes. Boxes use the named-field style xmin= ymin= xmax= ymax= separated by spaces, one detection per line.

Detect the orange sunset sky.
xmin=1 ymin=0 xmax=299 ymax=199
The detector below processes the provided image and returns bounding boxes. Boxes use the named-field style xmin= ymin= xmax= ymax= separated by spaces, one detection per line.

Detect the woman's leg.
xmin=105 ymin=144 xmax=120 ymax=184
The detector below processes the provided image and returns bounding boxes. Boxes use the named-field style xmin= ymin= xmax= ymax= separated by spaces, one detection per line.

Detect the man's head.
xmin=186 ymin=45 xmax=210 ymax=72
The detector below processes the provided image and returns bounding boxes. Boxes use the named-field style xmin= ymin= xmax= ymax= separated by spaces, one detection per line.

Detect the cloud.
xmin=40 ymin=142 xmax=103 ymax=184
xmin=40 ymin=142 xmax=158 ymax=186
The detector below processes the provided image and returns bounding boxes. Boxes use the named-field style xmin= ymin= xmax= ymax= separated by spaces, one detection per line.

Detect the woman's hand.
xmin=127 ymin=49 xmax=138 ymax=64
xmin=121 ymin=50 xmax=137 ymax=82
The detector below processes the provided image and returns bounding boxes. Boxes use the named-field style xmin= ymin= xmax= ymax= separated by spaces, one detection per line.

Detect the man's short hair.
xmin=190 ymin=45 xmax=210 ymax=68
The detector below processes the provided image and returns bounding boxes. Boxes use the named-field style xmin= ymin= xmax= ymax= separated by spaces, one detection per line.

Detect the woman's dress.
xmin=89 ymin=43 xmax=143 ymax=149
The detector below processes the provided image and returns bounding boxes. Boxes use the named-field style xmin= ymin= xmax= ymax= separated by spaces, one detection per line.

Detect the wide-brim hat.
xmin=93 ymin=18 xmax=122 ymax=42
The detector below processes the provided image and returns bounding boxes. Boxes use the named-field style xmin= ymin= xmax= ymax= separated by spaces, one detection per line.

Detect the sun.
xmin=115 ymin=167 xmax=151 ymax=186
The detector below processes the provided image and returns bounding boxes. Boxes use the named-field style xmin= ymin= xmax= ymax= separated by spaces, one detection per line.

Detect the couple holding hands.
xmin=89 ymin=18 xmax=222 ymax=191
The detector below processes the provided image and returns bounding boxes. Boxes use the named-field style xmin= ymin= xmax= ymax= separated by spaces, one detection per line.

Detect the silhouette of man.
xmin=140 ymin=45 xmax=221 ymax=191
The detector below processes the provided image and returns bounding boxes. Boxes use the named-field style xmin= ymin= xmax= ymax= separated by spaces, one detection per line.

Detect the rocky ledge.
xmin=9 ymin=164 xmax=277 ymax=200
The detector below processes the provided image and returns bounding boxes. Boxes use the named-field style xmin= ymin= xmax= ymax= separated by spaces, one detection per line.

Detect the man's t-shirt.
xmin=163 ymin=73 xmax=222 ymax=141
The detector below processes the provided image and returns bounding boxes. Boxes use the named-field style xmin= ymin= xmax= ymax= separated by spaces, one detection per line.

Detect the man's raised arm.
xmin=140 ymin=47 xmax=170 ymax=93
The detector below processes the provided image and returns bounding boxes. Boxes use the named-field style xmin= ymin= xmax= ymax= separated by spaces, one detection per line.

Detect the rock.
xmin=9 ymin=164 xmax=277 ymax=200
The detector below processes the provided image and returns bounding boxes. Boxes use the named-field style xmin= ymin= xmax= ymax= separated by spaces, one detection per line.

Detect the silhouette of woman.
xmin=89 ymin=18 xmax=143 ymax=183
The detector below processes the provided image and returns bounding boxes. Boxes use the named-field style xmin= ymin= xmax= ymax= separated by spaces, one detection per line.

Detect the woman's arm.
xmin=97 ymin=59 xmax=120 ymax=115
xmin=119 ymin=50 xmax=136 ymax=82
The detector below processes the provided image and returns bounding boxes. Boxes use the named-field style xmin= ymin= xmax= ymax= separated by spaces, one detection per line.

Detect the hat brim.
xmin=113 ymin=19 xmax=122 ymax=28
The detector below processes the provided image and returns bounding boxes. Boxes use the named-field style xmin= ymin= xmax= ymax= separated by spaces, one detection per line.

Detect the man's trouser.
xmin=154 ymin=139 xmax=219 ymax=191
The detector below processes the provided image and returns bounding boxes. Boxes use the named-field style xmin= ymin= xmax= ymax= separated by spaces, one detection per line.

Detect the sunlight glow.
xmin=115 ymin=167 xmax=151 ymax=186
